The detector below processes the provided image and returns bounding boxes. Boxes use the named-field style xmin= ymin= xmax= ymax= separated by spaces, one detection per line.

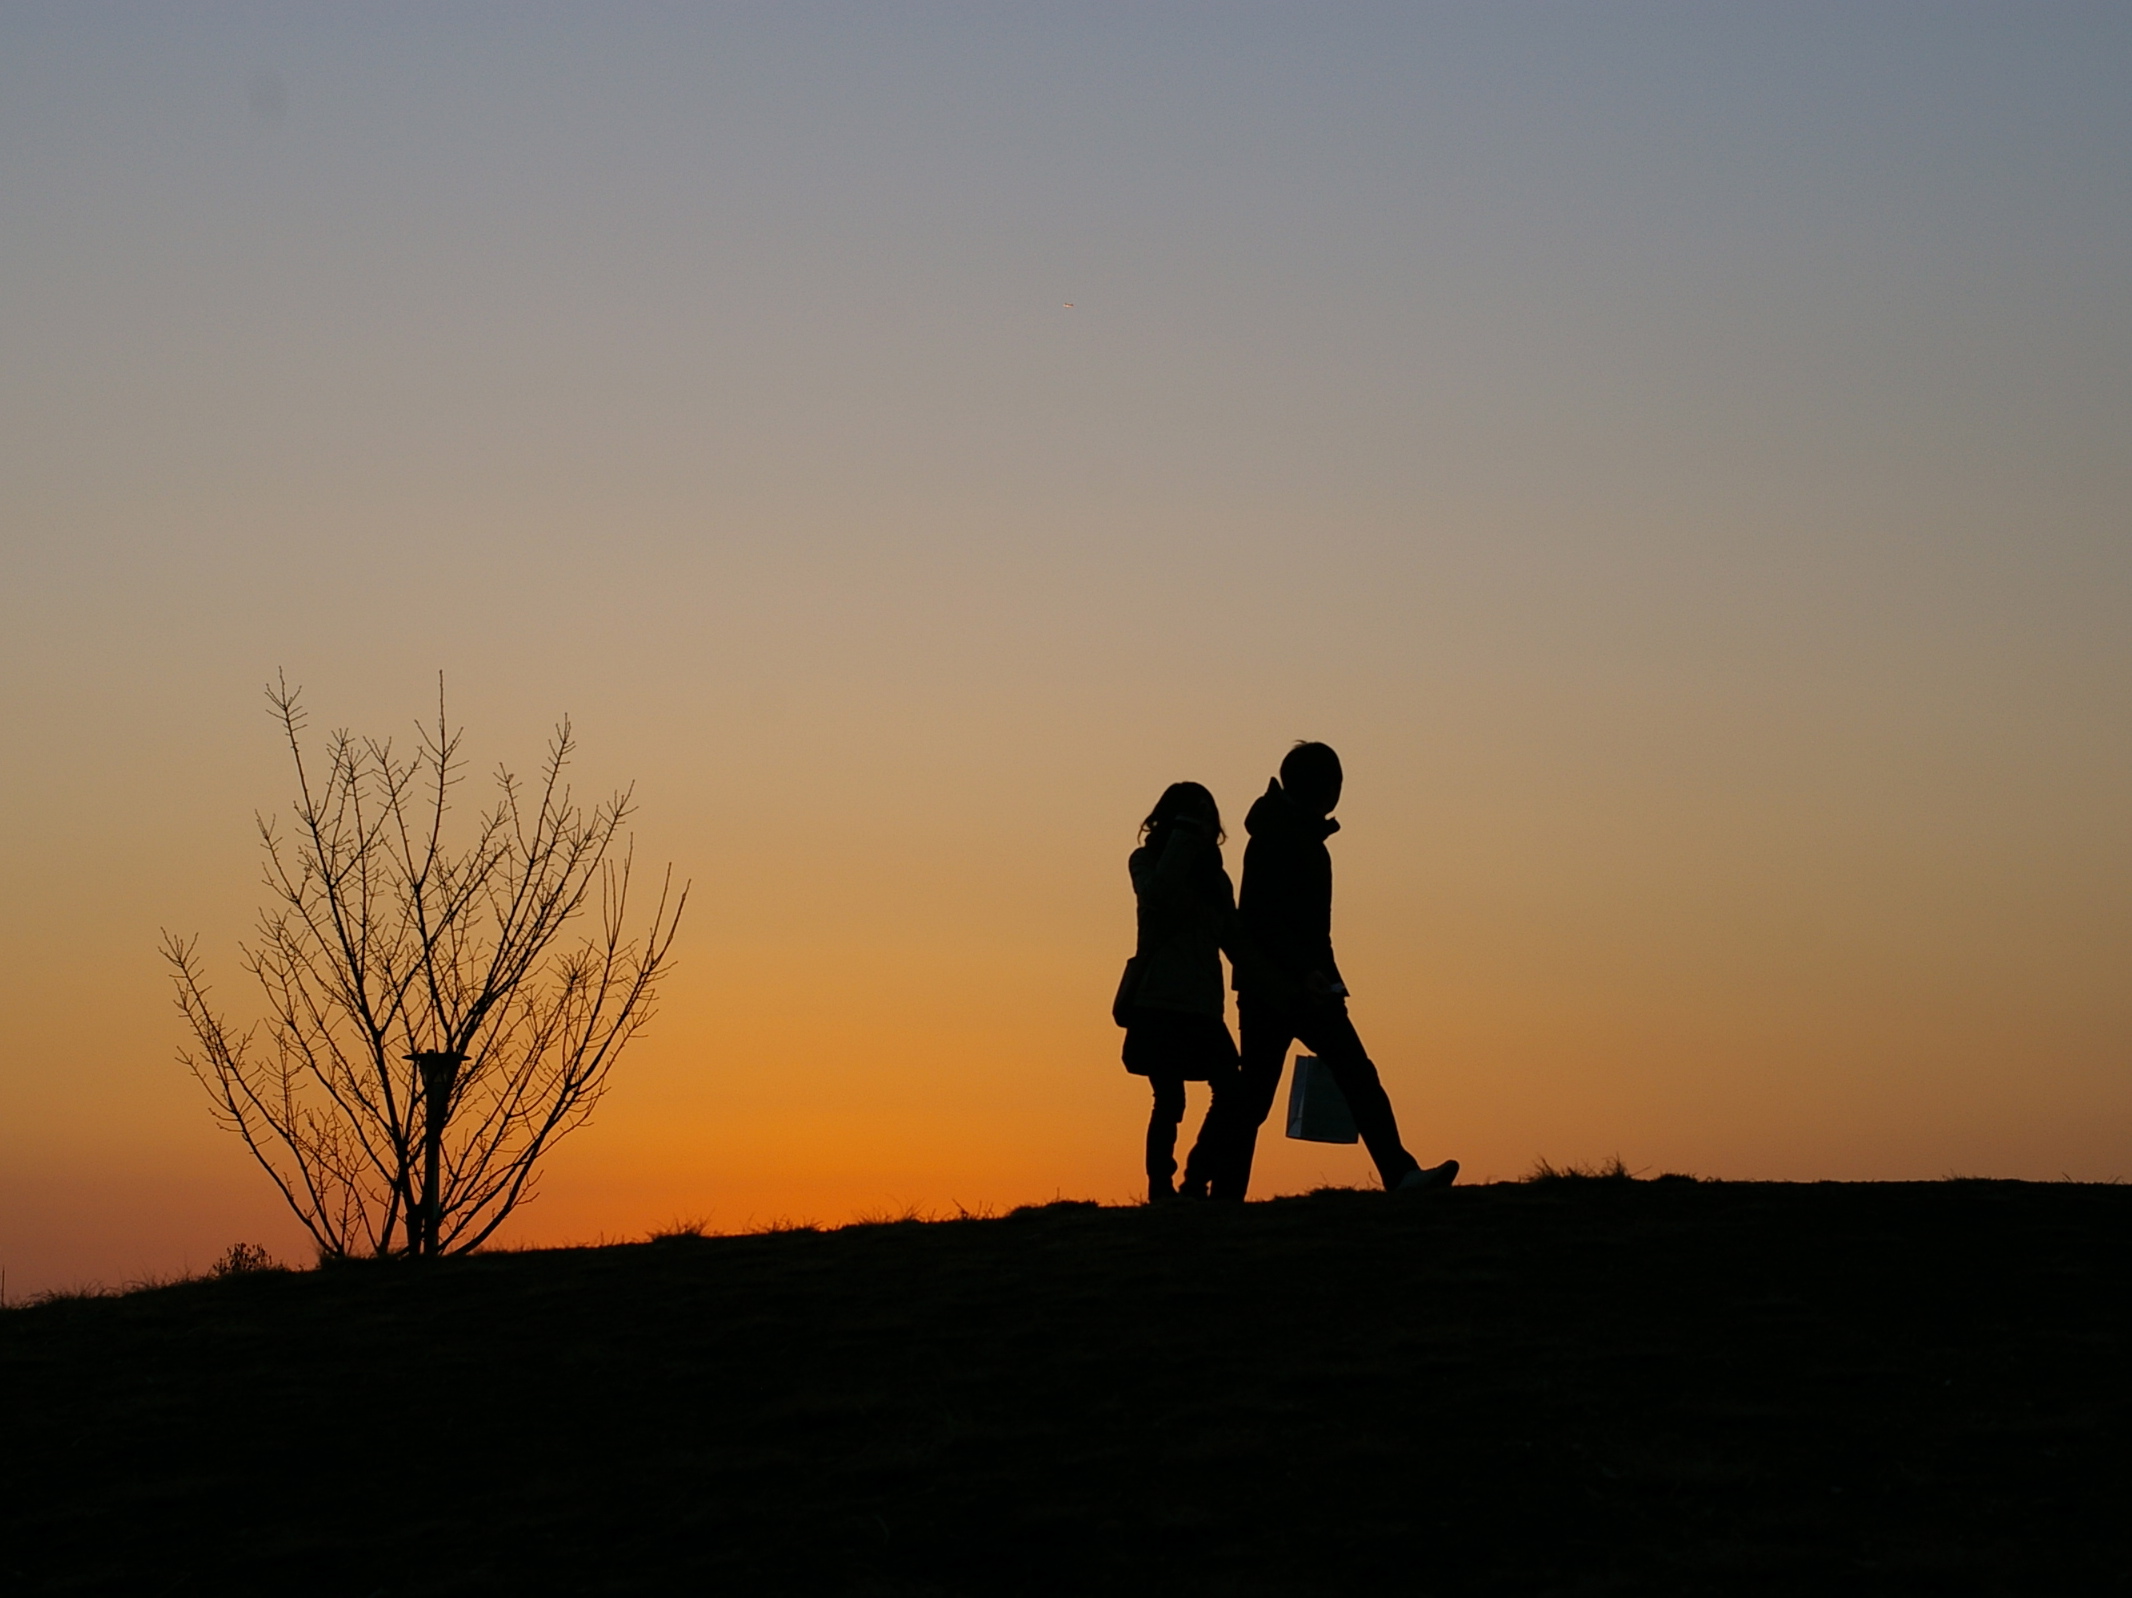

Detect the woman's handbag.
xmin=1111 ymin=957 xmax=1142 ymax=1027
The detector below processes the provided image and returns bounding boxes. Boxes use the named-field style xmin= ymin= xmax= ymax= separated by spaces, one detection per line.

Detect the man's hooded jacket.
xmin=1233 ymin=778 xmax=1344 ymax=1001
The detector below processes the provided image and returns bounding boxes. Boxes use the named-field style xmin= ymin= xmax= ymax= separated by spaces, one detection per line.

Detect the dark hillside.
xmin=4 ymin=1181 xmax=2127 ymax=1595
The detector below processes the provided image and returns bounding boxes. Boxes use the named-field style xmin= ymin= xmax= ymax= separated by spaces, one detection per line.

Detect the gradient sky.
xmin=3 ymin=3 xmax=2127 ymax=1294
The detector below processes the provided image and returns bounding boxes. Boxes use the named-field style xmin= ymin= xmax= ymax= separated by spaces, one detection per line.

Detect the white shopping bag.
xmin=1285 ymin=1054 xmax=1358 ymax=1144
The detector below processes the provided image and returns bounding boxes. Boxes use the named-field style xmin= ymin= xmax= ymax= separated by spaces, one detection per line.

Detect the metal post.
xmin=407 ymin=1051 xmax=465 ymax=1256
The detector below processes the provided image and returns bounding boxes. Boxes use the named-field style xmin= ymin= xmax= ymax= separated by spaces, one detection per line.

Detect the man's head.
xmin=1279 ymin=741 xmax=1343 ymax=817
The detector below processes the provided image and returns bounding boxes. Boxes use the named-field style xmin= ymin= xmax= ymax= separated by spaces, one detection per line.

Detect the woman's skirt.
xmin=1121 ymin=1006 xmax=1239 ymax=1082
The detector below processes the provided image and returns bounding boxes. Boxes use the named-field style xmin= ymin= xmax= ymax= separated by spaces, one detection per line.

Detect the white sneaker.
xmin=1393 ymin=1159 xmax=1459 ymax=1195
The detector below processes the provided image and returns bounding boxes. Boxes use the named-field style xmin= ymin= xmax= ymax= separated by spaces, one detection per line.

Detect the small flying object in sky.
xmin=1063 ymin=302 xmax=1074 ymax=308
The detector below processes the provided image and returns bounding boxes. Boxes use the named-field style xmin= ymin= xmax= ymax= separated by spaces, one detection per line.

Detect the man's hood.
xmin=1243 ymin=778 xmax=1340 ymax=843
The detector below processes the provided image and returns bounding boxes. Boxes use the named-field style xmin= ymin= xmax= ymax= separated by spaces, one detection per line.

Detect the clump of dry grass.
xmin=746 ymin=1216 xmax=821 ymax=1236
xmin=1526 ymin=1158 xmax=1705 ymax=1184
xmin=646 ymin=1217 xmax=714 ymax=1242
xmin=1527 ymin=1155 xmax=1637 ymax=1184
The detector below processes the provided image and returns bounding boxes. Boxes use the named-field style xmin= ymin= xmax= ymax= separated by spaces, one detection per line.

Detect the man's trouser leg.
xmin=1293 ymin=1006 xmax=1417 ymax=1189
xmin=1212 ymin=1002 xmax=1295 ymax=1201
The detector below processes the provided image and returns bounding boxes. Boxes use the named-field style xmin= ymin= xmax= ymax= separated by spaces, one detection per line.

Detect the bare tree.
xmin=164 ymin=677 xmax=687 ymax=1259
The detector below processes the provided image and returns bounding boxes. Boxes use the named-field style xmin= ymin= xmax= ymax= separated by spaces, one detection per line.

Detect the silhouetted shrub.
xmin=208 ymin=1243 xmax=280 ymax=1278
xmin=165 ymin=679 xmax=687 ymax=1260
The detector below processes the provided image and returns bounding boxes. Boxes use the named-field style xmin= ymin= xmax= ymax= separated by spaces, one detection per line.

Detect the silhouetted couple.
xmin=1116 ymin=741 xmax=1459 ymax=1202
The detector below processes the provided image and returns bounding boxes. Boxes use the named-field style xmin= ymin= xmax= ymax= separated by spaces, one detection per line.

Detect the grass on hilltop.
xmin=4 ymin=1176 xmax=2128 ymax=1596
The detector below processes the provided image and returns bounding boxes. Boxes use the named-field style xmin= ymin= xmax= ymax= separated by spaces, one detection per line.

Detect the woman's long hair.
xmin=1139 ymin=781 xmax=1225 ymax=857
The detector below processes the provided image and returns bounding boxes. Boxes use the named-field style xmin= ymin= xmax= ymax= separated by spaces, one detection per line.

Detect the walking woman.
xmin=1117 ymin=781 xmax=1241 ymax=1201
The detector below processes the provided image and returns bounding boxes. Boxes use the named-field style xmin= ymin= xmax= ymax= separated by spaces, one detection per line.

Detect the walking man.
xmin=1198 ymin=741 xmax=1458 ymax=1200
